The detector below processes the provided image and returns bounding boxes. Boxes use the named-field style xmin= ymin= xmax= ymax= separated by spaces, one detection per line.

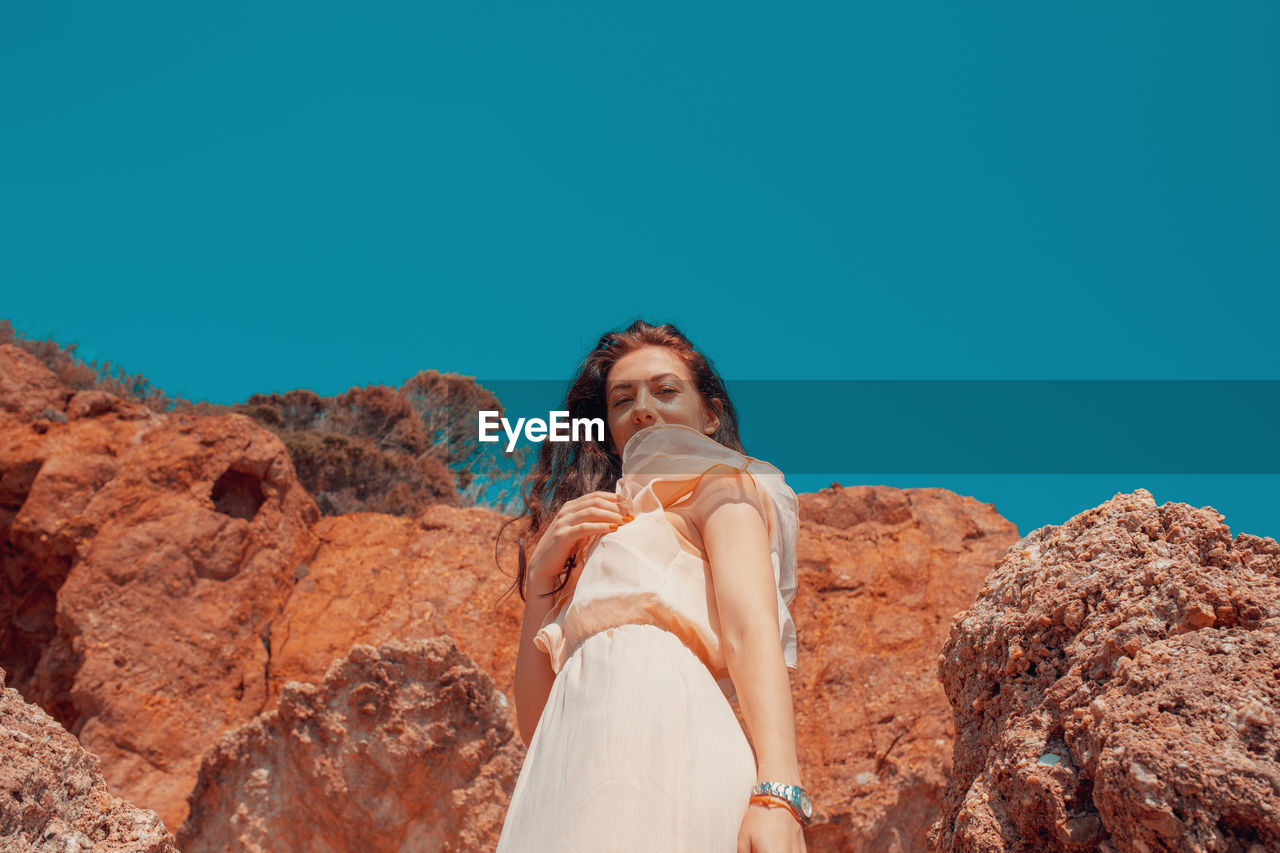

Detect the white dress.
xmin=495 ymin=423 xmax=799 ymax=853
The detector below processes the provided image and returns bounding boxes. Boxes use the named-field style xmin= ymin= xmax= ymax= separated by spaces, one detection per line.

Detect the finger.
xmin=566 ymin=505 xmax=626 ymax=526
xmin=561 ymin=495 xmax=619 ymax=518
xmin=586 ymin=493 xmax=624 ymax=513
xmin=554 ymin=497 xmax=613 ymax=524
xmin=569 ymin=521 xmax=620 ymax=538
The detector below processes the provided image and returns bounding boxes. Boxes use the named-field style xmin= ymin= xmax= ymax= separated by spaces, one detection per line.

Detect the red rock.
xmin=265 ymin=504 xmax=526 ymax=728
xmin=178 ymin=637 xmax=523 ymax=853
xmin=1 ymin=393 xmax=320 ymax=832
xmin=66 ymin=389 xmax=150 ymax=421
xmin=932 ymin=488 xmax=1280 ymax=852
xmin=0 ymin=665 xmax=178 ymax=852
xmin=793 ymin=485 xmax=1021 ymax=852
xmin=0 ymin=345 xmax=71 ymax=420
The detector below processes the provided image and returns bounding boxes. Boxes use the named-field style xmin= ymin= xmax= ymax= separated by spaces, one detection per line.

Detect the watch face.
xmin=799 ymin=792 xmax=813 ymax=818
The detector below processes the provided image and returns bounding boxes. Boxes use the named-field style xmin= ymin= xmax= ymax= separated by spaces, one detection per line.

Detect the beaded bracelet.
xmin=749 ymin=793 xmax=805 ymax=827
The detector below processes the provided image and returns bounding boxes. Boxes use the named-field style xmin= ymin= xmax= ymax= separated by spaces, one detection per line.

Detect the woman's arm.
xmin=696 ymin=473 xmax=807 ymax=850
xmin=695 ymin=474 xmax=804 ymax=788
xmin=510 ymin=489 xmax=626 ymax=747
xmin=512 ymin=578 xmax=560 ymax=748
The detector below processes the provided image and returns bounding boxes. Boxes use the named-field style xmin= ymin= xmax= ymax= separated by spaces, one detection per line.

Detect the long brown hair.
xmin=494 ymin=319 xmax=744 ymax=607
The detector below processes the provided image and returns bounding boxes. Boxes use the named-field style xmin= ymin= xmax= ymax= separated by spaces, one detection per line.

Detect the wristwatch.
xmin=751 ymin=781 xmax=814 ymax=826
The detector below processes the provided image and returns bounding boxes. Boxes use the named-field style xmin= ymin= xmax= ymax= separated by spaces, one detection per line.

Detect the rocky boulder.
xmin=264 ymin=504 xmax=524 ymax=722
xmin=0 ymin=343 xmax=322 ymax=831
xmin=0 ymin=665 xmax=178 ymax=852
xmin=932 ymin=488 xmax=1280 ymax=853
xmin=178 ymin=637 xmax=523 ymax=853
xmin=0 ymin=345 xmax=72 ymax=421
xmin=793 ymin=485 xmax=1021 ymax=852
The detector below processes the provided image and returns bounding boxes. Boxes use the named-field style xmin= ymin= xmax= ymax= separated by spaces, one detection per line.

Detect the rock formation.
xmin=794 ymin=485 xmax=1021 ymax=851
xmin=0 ymin=665 xmax=178 ymax=852
xmin=178 ymin=638 xmax=523 ymax=852
xmin=1 ymin=343 xmax=322 ymax=831
xmin=0 ymin=345 xmax=72 ymax=421
xmin=932 ymin=488 xmax=1280 ymax=853
xmin=263 ymin=505 xmax=524 ymax=722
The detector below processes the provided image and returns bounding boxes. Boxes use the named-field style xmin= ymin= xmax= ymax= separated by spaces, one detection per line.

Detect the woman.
xmin=495 ymin=320 xmax=810 ymax=852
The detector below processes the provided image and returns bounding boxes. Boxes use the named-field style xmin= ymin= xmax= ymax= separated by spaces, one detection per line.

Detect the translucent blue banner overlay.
xmin=474 ymin=380 xmax=1280 ymax=474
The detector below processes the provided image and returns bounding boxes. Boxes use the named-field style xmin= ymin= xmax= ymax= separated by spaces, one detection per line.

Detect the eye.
xmin=659 ymin=387 xmax=678 ymax=395
xmin=612 ymin=396 xmax=632 ymax=407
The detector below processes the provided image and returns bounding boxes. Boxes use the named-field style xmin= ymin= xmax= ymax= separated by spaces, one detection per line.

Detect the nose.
xmin=632 ymin=390 xmax=659 ymax=425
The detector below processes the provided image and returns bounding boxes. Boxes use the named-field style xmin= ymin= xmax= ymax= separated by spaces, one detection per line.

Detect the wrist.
xmin=526 ymin=576 xmax=562 ymax=602
xmin=754 ymin=766 xmax=802 ymax=788
xmin=527 ymin=550 xmax=575 ymax=597
xmin=526 ymin=560 xmax=570 ymax=600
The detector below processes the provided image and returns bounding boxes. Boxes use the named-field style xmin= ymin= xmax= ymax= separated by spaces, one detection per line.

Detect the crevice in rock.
xmin=817 ymin=583 xmax=866 ymax=595
xmin=0 ymin=459 xmax=71 ymax=721
xmin=260 ymin=619 xmax=273 ymax=713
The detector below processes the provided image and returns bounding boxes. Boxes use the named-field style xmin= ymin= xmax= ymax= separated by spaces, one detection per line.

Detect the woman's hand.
xmin=737 ymin=801 xmax=807 ymax=853
xmin=526 ymin=491 xmax=628 ymax=592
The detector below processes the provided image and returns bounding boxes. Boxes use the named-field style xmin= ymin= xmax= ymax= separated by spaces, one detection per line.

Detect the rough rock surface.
xmin=932 ymin=488 xmax=1280 ymax=853
xmin=178 ymin=637 xmax=523 ymax=853
xmin=0 ymin=665 xmax=178 ymax=852
xmin=0 ymin=345 xmax=72 ymax=420
xmin=794 ymin=485 xmax=1022 ymax=852
xmin=0 ymin=345 xmax=321 ymax=831
xmin=265 ymin=505 xmax=525 ymax=726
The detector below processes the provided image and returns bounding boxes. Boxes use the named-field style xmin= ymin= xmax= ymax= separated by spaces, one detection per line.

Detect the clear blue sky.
xmin=3 ymin=2 xmax=1277 ymax=539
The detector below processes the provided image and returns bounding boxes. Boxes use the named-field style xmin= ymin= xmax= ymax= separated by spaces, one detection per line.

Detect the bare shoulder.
xmin=689 ymin=469 xmax=768 ymax=529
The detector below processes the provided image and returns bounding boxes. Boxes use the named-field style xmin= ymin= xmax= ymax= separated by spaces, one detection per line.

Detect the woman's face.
xmin=604 ymin=345 xmax=720 ymax=458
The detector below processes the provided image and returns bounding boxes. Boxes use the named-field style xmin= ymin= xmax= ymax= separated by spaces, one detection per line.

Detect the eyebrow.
xmin=607 ymin=373 xmax=684 ymax=395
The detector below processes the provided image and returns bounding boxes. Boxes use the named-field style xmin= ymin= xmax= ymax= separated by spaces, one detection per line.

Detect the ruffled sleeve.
xmin=532 ymin=582 xmax=575 ymax=673
xmin=618 ymin=424 xmax=799 ymax=700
